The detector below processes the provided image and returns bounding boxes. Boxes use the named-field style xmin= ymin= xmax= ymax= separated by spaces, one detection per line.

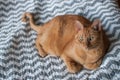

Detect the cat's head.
xmin=75 ymin=19 xmax=102 ymax=50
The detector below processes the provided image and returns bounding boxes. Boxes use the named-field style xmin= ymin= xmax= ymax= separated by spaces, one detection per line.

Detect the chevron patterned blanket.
xmin=0 ymin=0 xmax=120 ymax=80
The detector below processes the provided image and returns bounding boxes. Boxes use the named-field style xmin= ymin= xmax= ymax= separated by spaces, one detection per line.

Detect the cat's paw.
xmin=84 ymin=59 xmax=102 ymax=70
xmin=67 ymin=61 xmax=83 ymax=73
xmin=37 ymin=48 xmax=47 ymax=57
xmin=39 ymin=52 xmax=47 ymax=58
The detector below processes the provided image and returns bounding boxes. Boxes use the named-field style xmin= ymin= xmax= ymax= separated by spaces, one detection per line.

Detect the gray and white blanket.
xmin=0 ymin=0 xmax=120 ymax=80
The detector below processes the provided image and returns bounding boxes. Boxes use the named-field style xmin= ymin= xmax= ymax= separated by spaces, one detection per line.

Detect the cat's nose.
xmin=85 ymin=45 xmax=89 ymax=49
xmin=86 ymin=42 xmax=90 ymax=48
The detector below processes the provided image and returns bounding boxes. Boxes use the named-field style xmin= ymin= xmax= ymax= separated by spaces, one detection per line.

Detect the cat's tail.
xmin=22 ymin=12 xmax=42 ymax=33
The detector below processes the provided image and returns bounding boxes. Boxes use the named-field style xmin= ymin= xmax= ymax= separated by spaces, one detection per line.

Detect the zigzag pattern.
xmin=0 ymin=0 xmax=120 ymax=80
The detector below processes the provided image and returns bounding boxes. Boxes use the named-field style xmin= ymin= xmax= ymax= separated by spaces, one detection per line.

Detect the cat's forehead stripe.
xmin=84 ymin=28 xmax=90 ymax=33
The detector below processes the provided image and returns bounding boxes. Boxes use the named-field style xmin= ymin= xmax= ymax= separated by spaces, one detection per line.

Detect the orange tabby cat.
xmin=22 ymin=12 xmax=110 ymax=73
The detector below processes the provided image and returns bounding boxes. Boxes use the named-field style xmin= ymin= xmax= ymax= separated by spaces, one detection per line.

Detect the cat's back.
xmin=56 ymin=15 xmax=91 ymax=25
xmin=42 ymin=14 xmax=91 ymax=31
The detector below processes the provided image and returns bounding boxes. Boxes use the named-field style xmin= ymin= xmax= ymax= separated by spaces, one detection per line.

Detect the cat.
xmin=22 ymin=12 xmax=110 ymax=73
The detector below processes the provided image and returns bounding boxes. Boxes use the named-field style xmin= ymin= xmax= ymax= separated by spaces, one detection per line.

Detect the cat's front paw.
xmin=67 ymin=61 xmax=83 ymax=73
xmin=39 ymin=52 xmax=47 ymax=57
xmin=84 ymin=59 xmax=102 ymax=70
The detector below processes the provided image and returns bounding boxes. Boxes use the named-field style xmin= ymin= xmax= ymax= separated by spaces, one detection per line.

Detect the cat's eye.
xmin=79 ymin=36 xmax=83 ymax=41
xmin=89 ymin=36 xmax=94 ymax=41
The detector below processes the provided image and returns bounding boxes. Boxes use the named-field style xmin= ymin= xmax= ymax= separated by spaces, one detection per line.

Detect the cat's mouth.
xmin=85 ymin=46 xmax=97 ymax=50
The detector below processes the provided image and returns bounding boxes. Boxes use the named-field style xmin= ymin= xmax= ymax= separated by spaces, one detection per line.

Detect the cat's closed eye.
xmin=88 ymin=36 xmax=94 ymax=41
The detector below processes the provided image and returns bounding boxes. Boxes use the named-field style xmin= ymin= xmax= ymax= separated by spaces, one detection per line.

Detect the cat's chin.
xmin=83 ymin=46 xmax=97 ymax=51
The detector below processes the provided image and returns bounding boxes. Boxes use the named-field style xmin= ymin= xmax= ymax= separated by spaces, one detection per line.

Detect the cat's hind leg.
xmin=61 ymin=54 xmax=83 ymax=73
xmin=35 ymin=37 xmax=47 ymax=57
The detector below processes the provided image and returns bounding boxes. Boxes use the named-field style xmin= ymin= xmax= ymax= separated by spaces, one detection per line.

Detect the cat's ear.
xmin=92 ymin=19 xmax=102 ymax=31
xmin=75 ymin=21 xmax=83 ymax=31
